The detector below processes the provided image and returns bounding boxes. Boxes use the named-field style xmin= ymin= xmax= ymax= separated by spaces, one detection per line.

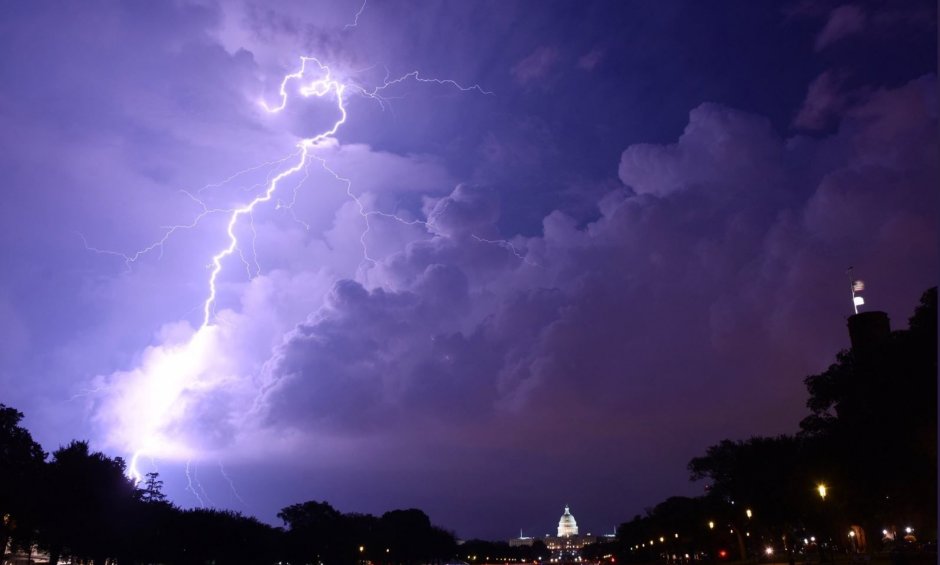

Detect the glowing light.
xmin=764 ymin=547 xmax=774 ymax=556
xmin=848 ymin=531 xmax=855 ymax=538
xmin=745 ymin=508 xmax=752 ymax=519
xmin=816 ymin=483 xmax=827 ymax=499
xmin=708 ymin=521 xmax=715 ymax=530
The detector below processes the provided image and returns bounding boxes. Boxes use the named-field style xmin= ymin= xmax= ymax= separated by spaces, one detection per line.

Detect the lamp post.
xmin=815 ymin=483 xmax=831 ymax=563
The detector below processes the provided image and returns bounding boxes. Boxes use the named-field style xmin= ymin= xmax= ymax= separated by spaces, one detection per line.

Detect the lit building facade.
xmin=557 ymin=506 xmax=578 ymax=537
xmin=509 ymin=506 xmax=614 ymax=561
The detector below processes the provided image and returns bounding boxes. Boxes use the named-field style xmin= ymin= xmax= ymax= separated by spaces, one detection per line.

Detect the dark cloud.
xmin=793 ymin=70 xmax=849 ymax=130
xmin=814 ymin=4 xmax=867 ymax=51
xmin=510 ymin=46 xmax=560 ymax=85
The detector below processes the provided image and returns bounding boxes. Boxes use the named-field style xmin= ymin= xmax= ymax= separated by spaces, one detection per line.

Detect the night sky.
xmin=0 ymin=0 xmax=936 ymax=541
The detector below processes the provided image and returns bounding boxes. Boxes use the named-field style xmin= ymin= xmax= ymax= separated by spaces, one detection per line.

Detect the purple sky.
xmin=0 ymin=0 xmax=936 ymax=540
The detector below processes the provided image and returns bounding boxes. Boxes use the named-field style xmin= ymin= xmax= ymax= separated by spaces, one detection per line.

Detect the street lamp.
xmin=708 ymin=521 xmax=715 ymax=530
xmin=816 ymin=484 xmax=827 ymax=500
xmin=745 ymin=508 xmax=752 ymax=519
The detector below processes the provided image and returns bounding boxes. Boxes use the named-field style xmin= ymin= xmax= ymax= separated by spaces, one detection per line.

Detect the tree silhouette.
xmin=0 ymin=404 xmax=46 ymax=559
xmin=140 ymin=471 xmax=168 ymax=503
xmin=38 ymin=440 xmax=137 ymax=565
xmin=800 ymin=287 xmax=937 ymax=544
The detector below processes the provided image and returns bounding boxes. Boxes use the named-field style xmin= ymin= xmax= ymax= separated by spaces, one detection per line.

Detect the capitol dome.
xmin=557 ymin=505 xmax=579 ymax=537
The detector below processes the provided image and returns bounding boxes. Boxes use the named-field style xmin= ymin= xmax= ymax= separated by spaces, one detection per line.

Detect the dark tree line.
xmin=616 ymin=288 xmax=937 ymax=563
xmin=278 ymin=501 xmax=456 ymax=564
xmin=0 ymin=423 xmax=285 ymax=564
xmin=0 ymin=408 xmax=456 ymax=564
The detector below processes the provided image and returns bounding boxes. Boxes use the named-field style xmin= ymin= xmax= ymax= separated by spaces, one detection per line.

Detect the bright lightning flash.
xmin=109 ymin=56 xmax=493 ymax=484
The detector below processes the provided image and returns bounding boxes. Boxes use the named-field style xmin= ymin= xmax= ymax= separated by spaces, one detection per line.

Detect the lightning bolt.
xmin=91 ymin=54 xmax=508 ymax=488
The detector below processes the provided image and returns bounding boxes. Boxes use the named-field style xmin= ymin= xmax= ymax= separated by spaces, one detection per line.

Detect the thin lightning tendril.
xmin=471 ymin=235 xmax=538 ymax=266
xmin=343 ymin=0 xmax=368 ymax=31
xmin=184 ymin=461 xmax=206 ymax=508
xmin=219 ymin=461 xmax=248 ymax=507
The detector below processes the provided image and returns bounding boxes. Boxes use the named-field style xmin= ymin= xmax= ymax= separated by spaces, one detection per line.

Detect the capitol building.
xmin=509 ymin=506 xmax=614 ymax=559
xmin=557 ymin=506 xmax=579 ymax=537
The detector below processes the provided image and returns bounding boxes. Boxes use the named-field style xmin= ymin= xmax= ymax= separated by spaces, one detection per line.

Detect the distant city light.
xmin=746 ymin=508 xmax=752 ymax=519
xmin=848 ymin=531 xmax=856 ymax=538
xmin=708 ymin=521 xmax=715 ymax=529
xmin=816 ymin=484 xmax=828 ymax=500
xmin=905 ymin=527 xmax=913 ymax=534
xmin=764 ymin=547 xmax=774 ymax=556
